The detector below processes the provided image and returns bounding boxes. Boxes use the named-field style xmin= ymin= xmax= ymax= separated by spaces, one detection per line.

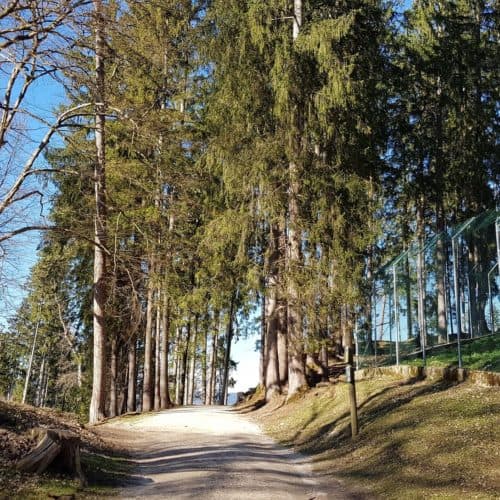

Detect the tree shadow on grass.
xmin=232 ymin=398 xmax=267 ymax=414
xmin=293 ymin=378 xmax=457 ymax=456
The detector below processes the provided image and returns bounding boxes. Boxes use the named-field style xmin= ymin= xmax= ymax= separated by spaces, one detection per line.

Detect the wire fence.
xmin=355 ymin=210 xmax=500 ymax=370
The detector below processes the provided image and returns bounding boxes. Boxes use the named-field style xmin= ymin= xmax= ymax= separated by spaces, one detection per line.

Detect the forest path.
xmin=100 ymin=405 xmax=353 ymax=499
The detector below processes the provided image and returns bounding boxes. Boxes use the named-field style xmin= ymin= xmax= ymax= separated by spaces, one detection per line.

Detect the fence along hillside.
xmin=355 ymin=210 xmax=500 ymax=370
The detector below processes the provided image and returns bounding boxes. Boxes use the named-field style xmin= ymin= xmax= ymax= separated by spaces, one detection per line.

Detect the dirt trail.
xmin=100 ymin=406 xmax=354 ymax=499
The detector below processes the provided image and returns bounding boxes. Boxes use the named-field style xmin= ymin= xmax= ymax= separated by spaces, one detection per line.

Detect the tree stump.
xmin=16 ymin=429 xmax=86 ymax=485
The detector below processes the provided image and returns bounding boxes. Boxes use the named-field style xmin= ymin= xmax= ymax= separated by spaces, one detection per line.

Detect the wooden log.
xmin=16 ymin=429 xmax=86 ymax=485
xmin=16 ymin=431 xmax=62 ymax=474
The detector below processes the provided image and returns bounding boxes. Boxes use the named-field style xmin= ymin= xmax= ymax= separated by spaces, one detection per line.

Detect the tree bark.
xmin=202 ymin=313 xmax=209 ymax=404
xmin=208 ymin=312 xmax=219 ymax=405
xmin=277 ymin=299 xmax=288 ymax=387
xmin=436 ymin=206 xmax=447 ymax=342
xmin=89 ymin=0 xmax=108 ymax=425
xmin=23 ymin=318 xmax=40 ymax=405
xmin=265 ymin=224 xmax=280 ymax=400
xmin=36 ymin=355 xmax=45 ymax=407
xmin=259 ymin=293 xmax=266 ymax=389
xmin=42 ymin=369 xmax=49 ymax=407
xmin=181 ymin=320 xmax=191 ymax=405
xmin=127 ymin=336 xmax=136 ymax=412
xmin=287 ymin=0 xmax=307 ymax=397
xmin=416 ymin=200 xmax=427 ymax=350
xmin=188 ymin=315 xmax=198 ymax=405
xmin=277 ymin=219 xmax=288 ymax=387
xmin=160 ymin=294 xmax=171 ymax=409
xmin=142 ymin=264 xmax=155 ymax=412
xmin=154 ymin=295 xmax=161 ymax=410
xmin=222 ymin=295 xmax=236 ymax=405
xmin=173 ymin=327 xmax=180 ymax=405
xmin=342 ymin=305 xmax=358 ymax=437
xmin=108 ymin=335 xmax=117 ymax=418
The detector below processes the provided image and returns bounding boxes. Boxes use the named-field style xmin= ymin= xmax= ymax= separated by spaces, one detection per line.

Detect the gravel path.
xmin=103 ymin=406 xmax=353 ymax=499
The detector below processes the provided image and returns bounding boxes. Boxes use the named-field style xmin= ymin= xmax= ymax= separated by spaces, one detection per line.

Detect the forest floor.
xmin=0 ymin=400 xmax=130 ymax=499
xmin=242 ymin=375 xmax=500 ymax=499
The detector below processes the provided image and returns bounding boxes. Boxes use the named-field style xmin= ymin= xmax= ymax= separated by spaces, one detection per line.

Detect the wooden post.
xmin=345 ymin=346 xmax=358 ymax=437
xmin=343 ymin=302 xmax=359 ymax=441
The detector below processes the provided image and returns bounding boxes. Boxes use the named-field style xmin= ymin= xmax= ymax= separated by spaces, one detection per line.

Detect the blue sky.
xmin=0 ymin=67 xmax=66 ymax=328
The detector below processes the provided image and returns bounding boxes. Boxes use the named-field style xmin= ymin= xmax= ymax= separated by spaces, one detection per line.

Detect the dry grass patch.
xmin=248 ymin=377 xmax=500 ymax=499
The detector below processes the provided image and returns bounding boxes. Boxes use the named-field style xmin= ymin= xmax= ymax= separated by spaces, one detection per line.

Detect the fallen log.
xmin=16 ymin=429 xmax=86 ymax=485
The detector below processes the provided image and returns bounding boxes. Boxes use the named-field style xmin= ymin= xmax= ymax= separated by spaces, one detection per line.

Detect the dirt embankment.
xmin=0 ymin=400 xmax=124 ymax=498
xmin=0 ymin=400 xmax=107 ymax=467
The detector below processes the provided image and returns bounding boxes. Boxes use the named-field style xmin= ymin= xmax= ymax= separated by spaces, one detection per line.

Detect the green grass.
xmin=403 ymin=333 xmax=500 ymax=372
xmin=250 ymin=375 xmax=500 ymax=499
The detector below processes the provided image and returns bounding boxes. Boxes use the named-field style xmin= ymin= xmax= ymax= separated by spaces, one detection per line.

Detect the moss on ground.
xmin=249 ymin=376 xmax=500 ymax=499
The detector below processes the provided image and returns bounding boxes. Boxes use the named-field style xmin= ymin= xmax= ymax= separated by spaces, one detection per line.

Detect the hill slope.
xmin=243 ymin=375 xmax=500 ymax=499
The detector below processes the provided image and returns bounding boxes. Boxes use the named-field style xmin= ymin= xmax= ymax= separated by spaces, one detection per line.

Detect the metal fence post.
xmin=393 ymin=265 xmax=400 ymax=366
xmin=373 ymin=284 xmax=377 ymax=367
xmin=488 ymin=264 xmax=498 ymax=334
xmin=496 ymin=217 xmax=500 ymax=279
xmin=452 ymin=235 xmax=463 ymax=369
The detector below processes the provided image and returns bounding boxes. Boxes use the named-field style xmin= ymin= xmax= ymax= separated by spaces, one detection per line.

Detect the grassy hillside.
xmin=403 ymin=333 xmax=500 ymax=372
xmin=243 ymin=375 xmax=500 ymax=499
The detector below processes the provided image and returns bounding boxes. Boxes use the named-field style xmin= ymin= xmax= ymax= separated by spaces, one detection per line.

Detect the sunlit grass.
xmin=404 ymin=333 xmax=500 ymax=372
xmin=255 ymin=376 xmax=500 ymax=499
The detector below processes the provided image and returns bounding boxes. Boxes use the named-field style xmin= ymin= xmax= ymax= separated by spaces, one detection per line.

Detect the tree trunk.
xmin=365 ymin=247 xmax=374 ymax=354
xmin=277 ymin=299 xmax=288 ymax=387
xmin=202 ymin=313 xmax=208 ymax=404
xmin=188 ymin=315 xmax=198 ymax=405
xmin=470 ymin=239 xmax=488 ymax=336
xmin=436 ymin=206 xmax=447 ymax=342
xmin=222 ymin=295 xmax=236 ymax=405
xmin=402 ymin=227 xmax=413 ymax=340
xmin=160 ymin=294 xmax=171 ymax=409
xmin=208 ymin=313 xmax=219 ymax=405
xmin=319 ymin=342 xmax=328 ymax=382
xmin=181 ymin=320 xmax=191 ymax=405
xmin=154 ymin=296 xmax=161 ymax=410
xmin=287 ymin=0 xmax=307 ymax=397
xmin=142 ymin=266 xmax=155 ymax=412
xmin=89 ymin=0 xmax=108 ymax=425
xmin=287 ymin=178 xmax=307 ymax=397
xmin=23 ymin=319 xmax=40 ymax=405
xmin=36 ymin=355 xmax=45 ymax=407
xmin=127 ymin=336 xmax=136 ymax=412
xmin=342 ymin=305 xmax=358 ymax=437
xmin=416 ymin=200 xmax=427 ymax=350
xmin=42 ymin=370 xmax=49 ymax=407
xmin=109 ymin=335 xmax=117 ymax=418
xmin=265 ymin=224 xmax=280 ymax=400
xmin=173 ymin=327 xmax=180 ymax=405
xmin=259 ymin=293 xmax=266 ymax=389
xmin=17 ymin=429 xmax=85 ymax=485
